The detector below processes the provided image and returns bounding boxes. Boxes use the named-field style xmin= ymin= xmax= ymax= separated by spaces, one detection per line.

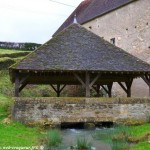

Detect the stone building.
xmin=54 ymin=0 xmax=150 ymax=97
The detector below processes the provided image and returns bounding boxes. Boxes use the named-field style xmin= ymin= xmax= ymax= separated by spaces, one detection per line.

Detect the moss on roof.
xmin=9 ymin=23 xmax=150 ymax=72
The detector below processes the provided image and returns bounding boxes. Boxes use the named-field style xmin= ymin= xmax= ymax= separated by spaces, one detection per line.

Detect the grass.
xmin=0 ymin=49 xmax=29 ymax=54
xmin=45 ymin=129 xmax=62 ymax=148
xmin=132 ymin=142 xmax=150 ymax=150
xmin=76 ymin=136 xmax=92 ymax=150
xmin=0 ymin=122 xmax=40 ymax=147
xmin=129 ymin=123 xmax=150 ymax=137
xmin=129 ymin=124 xmax=150 ymax=149
xmin=93 ymin=124 xmax=150 ymax=150
xmin=0 ymin=49 xmax=30 ymax=69
xmin=0 ymin=92 xmax=40 ymax=147
xmin=93 ymin=123 xmax=150 ymax=150
xmin=0 ymin=49 xmax=41 ymax=147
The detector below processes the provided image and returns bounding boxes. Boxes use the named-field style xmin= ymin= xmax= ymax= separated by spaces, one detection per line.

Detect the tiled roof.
xmin=10 ymin=23 xmax=150 ymax=72
xmin=53 ymin=0 xmax=137 ymax=36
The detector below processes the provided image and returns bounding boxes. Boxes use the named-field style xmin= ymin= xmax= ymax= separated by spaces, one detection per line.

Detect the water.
xmin=59 ymin=128 xmax=112 ymax=150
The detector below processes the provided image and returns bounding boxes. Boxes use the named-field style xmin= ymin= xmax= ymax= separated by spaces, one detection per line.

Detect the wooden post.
xmin=107 ymin=83 xmax=113 ymax=97
xmin=57 ymin=84 xmax=60 ymax=97
xmin=96 ymin=85 xmax=100 ymax=97
xmin=118 ymin=79 xmax=133 ymax=97
xmin=85 ymin=72 xmax=90 ymax=97
xmin=50 ymin=84 xmax=66 ymax=97
xmin=125 ymin=79 xmax=133 ymax=97
xmin=15 ymin=72 xmax=20 ymax=97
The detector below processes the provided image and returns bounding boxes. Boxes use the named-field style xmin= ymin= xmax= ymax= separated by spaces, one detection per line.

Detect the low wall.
xmin=12 ymin=97 xmax=150 ymax=126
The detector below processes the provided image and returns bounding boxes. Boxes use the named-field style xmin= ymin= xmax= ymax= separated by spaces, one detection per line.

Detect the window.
xmin=110 ymin=38 xmax=115 ymax=45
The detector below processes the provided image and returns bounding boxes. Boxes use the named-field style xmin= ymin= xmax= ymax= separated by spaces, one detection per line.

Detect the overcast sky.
xmin=0 ymin=0 xmax=83 ymax=44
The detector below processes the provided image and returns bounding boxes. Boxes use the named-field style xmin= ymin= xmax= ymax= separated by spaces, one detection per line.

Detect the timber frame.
xmin=9 ymin=24 xmax=150 ymax=98
xmin=13 ymin=70 xmax=150 ymax=97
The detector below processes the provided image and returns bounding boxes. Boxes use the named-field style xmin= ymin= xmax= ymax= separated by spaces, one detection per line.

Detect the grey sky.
xmin=0 ymin=0 xmax=83 ymax=44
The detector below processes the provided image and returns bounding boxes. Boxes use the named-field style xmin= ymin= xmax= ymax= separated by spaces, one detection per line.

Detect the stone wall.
xmin=12 ymin=97 xmax=150 ymax=126
xmin=83 ymin=0 xmax=150 ymax=97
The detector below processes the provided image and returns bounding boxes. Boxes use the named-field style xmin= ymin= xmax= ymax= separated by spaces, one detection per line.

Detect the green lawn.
xmin=133 ymin=142 xmax=150 ymax=150
xmin=130 ymin=123 xmax=150 ymax=137
xmin=0 ymin=93 xmax=41 ymax=147
xmin=0 ymin=122 xmax=40 ymax=147
xmin=129 ymin=124 xmax=150 ymax=149
xmin=0 ymin=49 xmax=40 ymax=147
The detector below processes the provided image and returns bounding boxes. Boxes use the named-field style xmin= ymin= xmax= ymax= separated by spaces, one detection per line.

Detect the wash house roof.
xmin=53 ymin=0 xmax=137 ymax=36
xmin=10 ymin=23 xmax=150 ymax=75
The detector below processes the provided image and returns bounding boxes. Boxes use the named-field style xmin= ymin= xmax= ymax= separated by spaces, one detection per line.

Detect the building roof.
xmin=53 ymin=0 xmax=137 ymax=36
xmin=10 ymin=23 xmax=150 ymax=73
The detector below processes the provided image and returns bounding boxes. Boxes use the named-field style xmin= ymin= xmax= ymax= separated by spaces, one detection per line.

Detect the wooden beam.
xmin=101 ymin=85 xmax=109 ymax=93
xmin=107 ymin=83 xmax=113 ymax=97
xmin=125 ymin=79 xmax=133 ymax=97
xmin=92 ymin=85 xmax=100 ymax=97
xmin=141 ymin=76 xmax=150 ymax=86
xmin=15 ymin=72 xmax=20 ymax=97
xmin=19 ymin=81 xmax=28 ymax=92
xmin=20 ymin=75 xmax=30 ymax=84
xmin=118 ymin=82 xmax=127 ymax=93
xmin=89 ymin=74 xmax=101 ymax=88
xmin=118 ymin=79 xmax=133 ymax=97
xmin=60 ymin=85 xmax=66 ymax=93
xmin=85 ymin=72 xmax=90 ymax=97
xmin=92 ymin=85 xmax=97 ymax=92
xmin=57 ymin=84 xmax=60 ymax=97
xmin=50 ymin=84 xmax=57 ymax=93
xmin=96 ymin=85 xmax=100 ymax=97
xmin=141 ymin=75 xmax=150 ymax=96
xmin=50 ymin=84 xmax=66 ymax=97
xmin=73 ymin=73 xmax=85 ymax=87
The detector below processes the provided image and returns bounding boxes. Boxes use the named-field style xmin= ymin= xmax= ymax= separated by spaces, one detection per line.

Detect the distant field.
xmin=0 ymin=49 xmax=30 ymax=54
xmin=0 ymin=49 xmax=31 ymax=69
